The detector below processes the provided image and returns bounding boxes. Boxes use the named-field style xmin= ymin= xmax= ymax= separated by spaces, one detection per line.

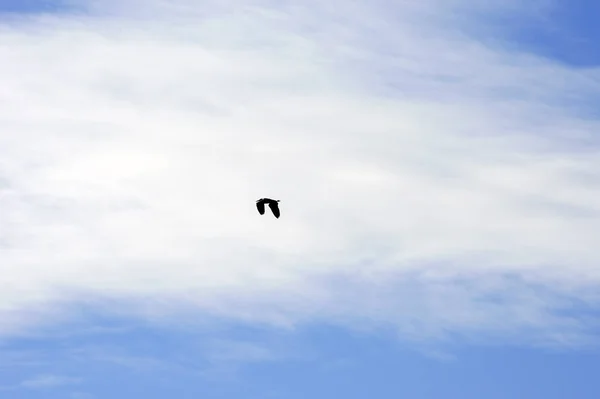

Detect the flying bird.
xmin=256 ymin=198 xmax=280 ymax=218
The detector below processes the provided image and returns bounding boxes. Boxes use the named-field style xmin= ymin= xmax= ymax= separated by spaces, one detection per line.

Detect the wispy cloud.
xmin=198 ymin=338 xmax=292 ymax=379
xmin=68 ymin=345 xmax=174 ymax=372
xmin=19 ymin=373 xmax=80 ymax=389
xmin=0 ymin=0 xmax=599 ymax=347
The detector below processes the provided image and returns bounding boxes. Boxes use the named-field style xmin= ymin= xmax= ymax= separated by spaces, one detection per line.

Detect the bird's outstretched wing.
xmin=256 ymin=200 xmax=265 ymax=215
xmin=268 ymin=201 xmax=280 ymax=218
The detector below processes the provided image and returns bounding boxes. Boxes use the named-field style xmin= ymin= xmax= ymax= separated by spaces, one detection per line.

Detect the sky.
xmin=0 ymin=0 xmax=600 ymax=397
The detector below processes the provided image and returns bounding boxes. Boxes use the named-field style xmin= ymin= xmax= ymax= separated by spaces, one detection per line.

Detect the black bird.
xmin=256 ymin=198 xmax=280 ymax=218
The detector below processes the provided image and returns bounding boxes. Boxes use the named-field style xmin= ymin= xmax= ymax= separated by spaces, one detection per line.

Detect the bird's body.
xmin=256 ymin=198 xmax=280 ymax=218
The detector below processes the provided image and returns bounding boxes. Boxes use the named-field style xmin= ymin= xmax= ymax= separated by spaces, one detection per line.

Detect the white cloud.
xmin=0 ymin=0 xmax=599 ymax=346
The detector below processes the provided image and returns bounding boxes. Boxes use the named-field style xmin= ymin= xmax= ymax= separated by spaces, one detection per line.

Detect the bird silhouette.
xmin=256 ymin=198 xmax=280 ymax=218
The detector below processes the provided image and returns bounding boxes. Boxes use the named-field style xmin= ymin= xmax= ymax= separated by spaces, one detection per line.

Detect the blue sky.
xmin=2 ymin=315 xmax=600 ymax=398
xmin=0 ymin=0 xmax=72 ymax=15
xmin=1 ymin=0 xmax=600 ymax=398
xmin=507 ymin=0 xmax=600 ymax=67
xmin=460 ymin=0 xmax=600 ymax=68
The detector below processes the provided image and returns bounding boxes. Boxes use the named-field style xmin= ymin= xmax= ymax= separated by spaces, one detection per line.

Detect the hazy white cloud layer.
xmin=1 ymin=0 xmax=600 ymax=345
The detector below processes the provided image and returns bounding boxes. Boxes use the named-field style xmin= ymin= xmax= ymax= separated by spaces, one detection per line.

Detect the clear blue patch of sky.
xmin=0 ymin=0 xmax=73 ymax=14
xmin=470 ymin=0 xmax=600 ymax=68
xmin=455 ymin=0 xmax=600 ymax=121
xmin=2 ymin=311 xmax=600 ymax=399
